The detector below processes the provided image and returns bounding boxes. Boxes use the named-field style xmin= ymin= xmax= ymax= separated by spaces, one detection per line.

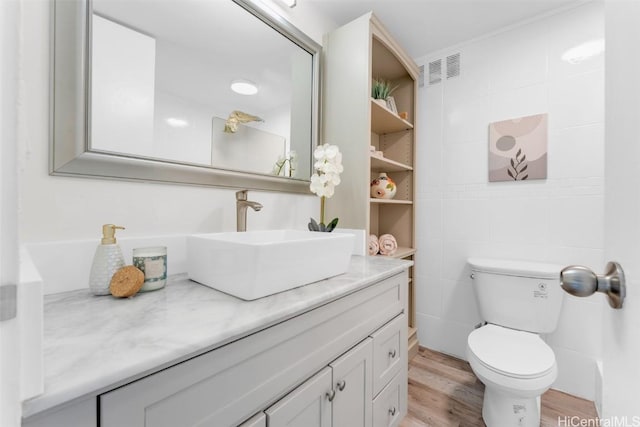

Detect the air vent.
xmin=418 ymin=65 xmax=425 ymax=88
xmin=446 ymin=53 xmax=460 ymax=79
xmin=428 ymin=59 xmax=441 ymax=85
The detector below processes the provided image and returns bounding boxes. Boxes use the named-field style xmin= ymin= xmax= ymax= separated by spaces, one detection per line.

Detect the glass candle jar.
xmin=132 ymin=246 xmax=167 ymax=292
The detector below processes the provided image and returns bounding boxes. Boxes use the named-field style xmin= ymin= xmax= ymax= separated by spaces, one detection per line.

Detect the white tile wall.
xmin=414 ymin=2 xmax=604 ymax=400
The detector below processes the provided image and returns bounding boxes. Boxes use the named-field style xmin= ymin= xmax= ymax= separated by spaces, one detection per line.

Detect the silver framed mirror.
xmin=50 ymin=0 xmax=321 ymax=193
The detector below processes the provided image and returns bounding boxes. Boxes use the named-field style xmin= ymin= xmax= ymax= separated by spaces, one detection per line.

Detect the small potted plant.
xmin=371 ymin=78 xmax=398 ymax=107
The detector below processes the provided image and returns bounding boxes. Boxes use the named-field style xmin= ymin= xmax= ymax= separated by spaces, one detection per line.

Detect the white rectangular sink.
xmin=187 ymin=230 xmax=354 ymax=300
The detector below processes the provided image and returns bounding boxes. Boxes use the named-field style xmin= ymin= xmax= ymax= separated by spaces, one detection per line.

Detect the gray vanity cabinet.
xmin=98 ymin=273 xmax=406 ymax=427
xmin=24 ymin=271 xmax=408 ymax=427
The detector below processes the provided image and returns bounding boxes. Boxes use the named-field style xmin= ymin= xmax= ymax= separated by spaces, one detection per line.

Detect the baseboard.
xmin=595 ymin=360 xmax=603 ymax=417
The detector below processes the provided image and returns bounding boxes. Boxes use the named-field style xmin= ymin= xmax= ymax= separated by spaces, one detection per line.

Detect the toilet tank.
xmin=468 ymin=258 xmax=564 ymax=334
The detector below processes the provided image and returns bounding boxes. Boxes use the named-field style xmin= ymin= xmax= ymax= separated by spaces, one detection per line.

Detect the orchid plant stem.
xmin=320 ymin=196 xmax=325 ymax=225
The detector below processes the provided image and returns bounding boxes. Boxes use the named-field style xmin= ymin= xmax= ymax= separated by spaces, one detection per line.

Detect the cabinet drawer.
xmin=372 ymin=372 xmax=404 ymax=427
xmin=371 ymin=314 xmax=404 ymax=396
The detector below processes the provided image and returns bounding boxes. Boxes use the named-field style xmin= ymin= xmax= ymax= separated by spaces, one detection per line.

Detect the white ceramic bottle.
xmin=89 ymin=224 xmax=125 ymax=296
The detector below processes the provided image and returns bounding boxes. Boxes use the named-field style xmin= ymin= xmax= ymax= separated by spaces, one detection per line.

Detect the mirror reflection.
xmin=89 ymin=0 xmax=313 ymax=179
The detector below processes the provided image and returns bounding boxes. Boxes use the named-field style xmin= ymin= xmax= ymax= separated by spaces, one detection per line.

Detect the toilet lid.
xmin=468 ymin=324 xmax=555 ymax=378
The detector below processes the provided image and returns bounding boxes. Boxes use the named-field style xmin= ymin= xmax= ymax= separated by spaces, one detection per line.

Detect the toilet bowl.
xmin=466 ymin=258 xmax=564 ymax=427
xmin=467 ymin=324 xmax=557 ymax=427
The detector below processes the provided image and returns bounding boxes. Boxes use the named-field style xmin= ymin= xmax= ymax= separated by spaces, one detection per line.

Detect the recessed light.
xmin=231 ymin=79 xmax=258 ymax=95
xmin=281 ymin=0 xmax=296 ymax=7
xmin=166 ymin=117 xmax=189 ymax=127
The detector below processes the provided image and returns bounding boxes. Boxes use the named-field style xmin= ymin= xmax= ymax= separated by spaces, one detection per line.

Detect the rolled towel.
xmin=378 ymin=234 xmax=398 ymax=256
xmin=368 ymin=234 xmax=380 ymax=256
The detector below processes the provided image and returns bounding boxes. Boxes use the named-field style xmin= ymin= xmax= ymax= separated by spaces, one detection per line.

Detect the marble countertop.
xmin=22 ymin=255 xmax=411 ymax=418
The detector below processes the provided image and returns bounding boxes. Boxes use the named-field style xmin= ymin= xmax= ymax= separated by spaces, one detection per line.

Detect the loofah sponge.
xmin=110 ymin=265 xmax=145 ymax=298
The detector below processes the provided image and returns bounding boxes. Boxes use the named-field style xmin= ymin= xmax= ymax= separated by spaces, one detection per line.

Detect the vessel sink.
xmin=187 ymin=230 xmax=354 ymax=300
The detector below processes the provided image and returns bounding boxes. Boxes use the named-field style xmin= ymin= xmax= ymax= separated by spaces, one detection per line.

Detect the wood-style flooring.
xmin=401 ymin=347 xmax=598 ymax=427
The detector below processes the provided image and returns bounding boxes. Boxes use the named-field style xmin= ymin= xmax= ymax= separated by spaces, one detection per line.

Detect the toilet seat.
xmin=467 ymin=324 xmax=555 ymax=379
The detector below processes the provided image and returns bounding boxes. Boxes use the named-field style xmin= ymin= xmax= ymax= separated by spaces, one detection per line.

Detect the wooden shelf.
xmin=370 ymin=198 xmax=413 ymax=205
xmin=370 ymin=153 xmax=413 ymax=172
xmin=376 ymin=246 xmax=416 ymax=259
xmin=371 ymin=99 xmax=413 ymax=134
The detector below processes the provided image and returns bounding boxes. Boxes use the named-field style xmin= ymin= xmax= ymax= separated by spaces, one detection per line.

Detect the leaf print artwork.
xmin=488 ymin=114 xmax=548 ymax=182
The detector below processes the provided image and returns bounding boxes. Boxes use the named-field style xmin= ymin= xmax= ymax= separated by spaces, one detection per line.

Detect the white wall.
xmin=415 ymin=2 xmax=605 ymax=400
xmin=1 ymin=0 xmax=22 ymax=424
xmin=18 ymin=0 xmax=337 ymax=244
xmin=602 ymin=0 xmax=640 ymax=418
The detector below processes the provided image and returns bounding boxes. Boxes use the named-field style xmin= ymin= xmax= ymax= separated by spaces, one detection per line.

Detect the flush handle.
xmin=560 ymin=262 xmax=626 ymax=309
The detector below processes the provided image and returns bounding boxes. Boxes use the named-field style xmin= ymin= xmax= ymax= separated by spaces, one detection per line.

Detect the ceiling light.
xmin=166 ymin=117 xmax=189 ymax=128
xmin=561 ymin=39 xmax=604 ymax=65
xmin=231 ymin=79 xmax=258 ymax=95
xmin=281 ymin=0 xmax=296 ymax=7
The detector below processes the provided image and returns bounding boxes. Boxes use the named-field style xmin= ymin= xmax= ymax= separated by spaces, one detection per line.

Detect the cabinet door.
xmin=330 ymin=338 xmax=373 ymax=427
xmin=266 ymin=367 xmax=332 ymax=427
xmin=239 ymin=412 xmax=266 ymax=427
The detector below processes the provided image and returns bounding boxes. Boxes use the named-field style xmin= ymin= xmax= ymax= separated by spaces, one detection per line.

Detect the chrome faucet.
xmin=236 ymin=190 xmax=263 ymax=232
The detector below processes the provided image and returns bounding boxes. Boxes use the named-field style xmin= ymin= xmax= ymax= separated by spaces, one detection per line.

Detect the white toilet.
xmin=466 ymin=258 xmax=564 ymax=427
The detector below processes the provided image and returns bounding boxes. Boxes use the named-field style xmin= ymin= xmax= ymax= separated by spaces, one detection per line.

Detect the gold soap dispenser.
xmin=89 ymin=224 xmax=125 ymax=296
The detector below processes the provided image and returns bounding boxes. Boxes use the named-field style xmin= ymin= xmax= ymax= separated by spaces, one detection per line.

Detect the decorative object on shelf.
xmin=308 ymin=143 xmax=344 ymax=232
xmin=370 ymin=172 xmax=397 ymax=199
xmin=368 ymin=234 xmax=380 ymax=256
xmin=489 ymin=113 xmax=548 ymax=182
xmin=386 ymin=96 xmax=398 ymax=113
xmin=378 ymin=234 xmax=398 ymax=256
xmin=371 ymin=78 xmax=398 ymax=104
xmin=399 ymin=112 xmax=408 ymax=120
xmin=223 ymin=110 xmax=264 ymax=133
xmin=369 ymin=145 xmax=384 ymax=158
xmin=272 ymin=150 xmax=297 ymax=177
